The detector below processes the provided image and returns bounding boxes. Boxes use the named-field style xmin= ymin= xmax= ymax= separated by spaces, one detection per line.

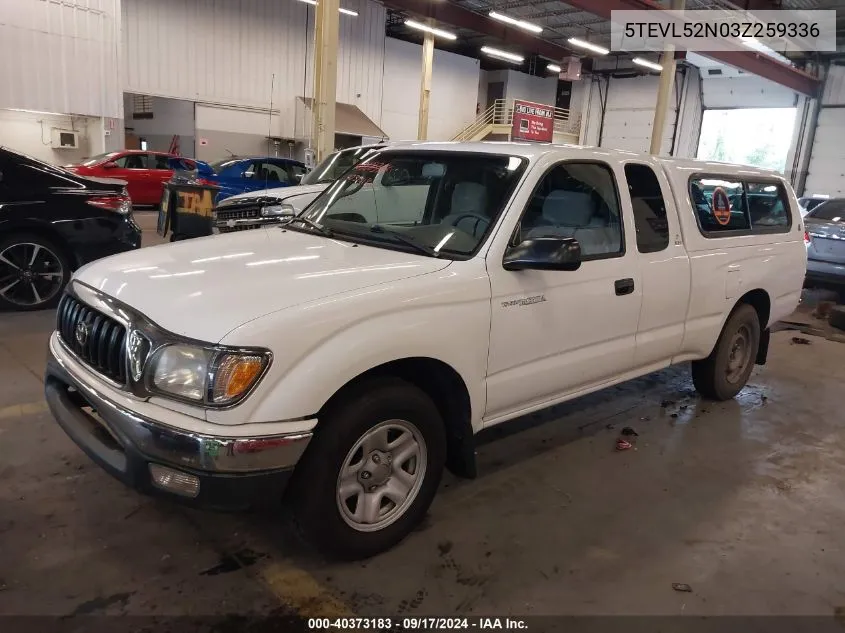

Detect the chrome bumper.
xmin=45 ymin=340 xmax=312 ymax=476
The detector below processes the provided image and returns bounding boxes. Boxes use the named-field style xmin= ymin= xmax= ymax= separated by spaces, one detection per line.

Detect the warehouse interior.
xmin=3 ymin=0 xmax=845 ymax=624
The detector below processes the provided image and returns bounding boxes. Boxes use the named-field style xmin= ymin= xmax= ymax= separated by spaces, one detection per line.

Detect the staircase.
xmin=451 ymin=99 xmax=581 ymax=143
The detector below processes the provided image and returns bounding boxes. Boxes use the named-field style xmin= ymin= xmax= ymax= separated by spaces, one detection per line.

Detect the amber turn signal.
xmin=211 ymin=354 xmax=267 ymax=404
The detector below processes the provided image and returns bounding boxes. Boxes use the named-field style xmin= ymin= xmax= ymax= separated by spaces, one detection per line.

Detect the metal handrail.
xmin=451 ymin=99 xmax=580 ymax=141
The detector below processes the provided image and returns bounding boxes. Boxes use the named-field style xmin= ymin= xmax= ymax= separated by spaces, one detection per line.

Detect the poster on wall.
xmin=511 ymin=100 xmax=554 ymax=143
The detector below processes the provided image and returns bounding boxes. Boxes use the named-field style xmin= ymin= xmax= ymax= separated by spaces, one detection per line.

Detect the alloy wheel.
xmin=0 ymin=242 xmax=65 ymax=308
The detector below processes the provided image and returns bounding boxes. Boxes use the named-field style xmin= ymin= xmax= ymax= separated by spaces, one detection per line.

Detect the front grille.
xmin=218 ymin=224 xmax=263 ymax=233
xmin=216 ymin=207 xmax=261 ymax=222
xmin=57 ymin=294 xmax=127 ymax=384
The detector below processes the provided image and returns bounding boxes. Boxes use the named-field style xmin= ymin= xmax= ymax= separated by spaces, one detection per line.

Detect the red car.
xmin=66 ymin=150 xmax=195 ymax=206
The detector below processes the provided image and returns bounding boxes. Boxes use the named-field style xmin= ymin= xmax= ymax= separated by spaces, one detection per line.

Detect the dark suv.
xmin=0 ymin=147 xmax=142 ymax=311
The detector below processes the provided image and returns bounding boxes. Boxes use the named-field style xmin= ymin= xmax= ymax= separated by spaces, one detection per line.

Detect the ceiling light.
xmin=489 ymin=11 xmax=542 ymax=34
xmin=567 ymin=37 xmax=609 ymax=55
xmin=481 ymin=46 xmax=524 ymax=63
xmin=297 ymin=0 xmax=357 ymax=16
xmin=633 ymin=57 xmax=663 ymax=72
xmin=547 ymin=64 xmax=562 ymax=73
xmin=405 ymin=19 xmax=457 ymax=40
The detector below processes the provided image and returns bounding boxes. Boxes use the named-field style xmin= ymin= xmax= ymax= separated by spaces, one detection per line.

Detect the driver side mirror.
xmin=102 ymin=161 xmax=119 ymax=170
xmin=503 ymin=236 xmax=581 ymax=272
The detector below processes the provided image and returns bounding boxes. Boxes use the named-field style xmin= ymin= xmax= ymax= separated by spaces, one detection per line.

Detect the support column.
xmin=417 ymin=27 xmax=434 ymax=140
xmin=650 ymin=0 xmax=684 ymax=155
xmin=312 ymin=0 xmax=339 ymax=163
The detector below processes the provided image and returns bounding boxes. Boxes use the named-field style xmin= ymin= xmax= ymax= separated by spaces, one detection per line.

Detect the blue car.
xmin=174 ymin=156 xmax=308 ymax=202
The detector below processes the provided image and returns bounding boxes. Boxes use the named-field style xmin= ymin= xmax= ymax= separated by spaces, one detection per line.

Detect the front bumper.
xmin=45 ymin=338 xmax=312 ymax=511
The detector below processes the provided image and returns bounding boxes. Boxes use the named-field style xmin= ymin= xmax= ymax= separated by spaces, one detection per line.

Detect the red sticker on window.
xmin=712 ymin=187 xmax=732 ymax=226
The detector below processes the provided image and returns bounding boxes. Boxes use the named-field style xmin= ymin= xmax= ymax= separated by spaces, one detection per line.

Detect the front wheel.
xmin=289 ymin=377 xmax=446 ymax=560
xmin=692 ymin=303 xmax=760 ymax=400
xmin=0 ymin=234 xmax=70 ymax=311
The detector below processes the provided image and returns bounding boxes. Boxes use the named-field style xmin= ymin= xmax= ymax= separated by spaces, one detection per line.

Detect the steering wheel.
xmin=446 ymin=213 xmax=490 ymax=238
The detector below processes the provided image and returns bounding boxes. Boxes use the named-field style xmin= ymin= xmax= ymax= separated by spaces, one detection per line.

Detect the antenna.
xmin=267 ymin=73 xmax=275 ymax=159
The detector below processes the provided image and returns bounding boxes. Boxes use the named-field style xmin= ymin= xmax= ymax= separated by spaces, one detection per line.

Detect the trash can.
xmin=157 ymin=181 xmax=220 ymax=241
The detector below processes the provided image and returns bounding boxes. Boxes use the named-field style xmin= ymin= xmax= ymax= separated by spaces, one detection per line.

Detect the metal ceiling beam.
xmin=556 ymin=0 xmax=821 ymax=96
xmin=381 ymin=0 xmax=575 ymax=61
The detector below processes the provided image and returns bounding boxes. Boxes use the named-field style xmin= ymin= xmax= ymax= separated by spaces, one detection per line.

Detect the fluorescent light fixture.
xmin=481 ymin=46 xmax=524 ymax=63
xmin=297 ymin=0 xmax=357 ymax=16
xmin=489 ymin=11 xmax=542 ymax=34
xmin=567 ymin=37 xmax=609 ymax=56
xmin=405 ymin=19 xmax=457 ymax=40
xmin=633 ymin=57 xmax=663 ymax=72
xmin=547 ymin=64 xmax=562 ymax=73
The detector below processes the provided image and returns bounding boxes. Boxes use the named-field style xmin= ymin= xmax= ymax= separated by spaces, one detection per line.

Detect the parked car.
xmin=213 ymin=144 xmax=387 ymax=233
xmin=171 ymin=156 xmax=308 ymax=204
xmin=804 ymin=198 xmax=845 ymax=299
xmin=0 ymin=147 xmax=141 ymax=311
xmin=44 ymin=143 xmax=805 ymax=559
xmin=65 ymin=150 xmax=195 ymax=206
xmin=798 ymin=194 xmax=830 ymax=217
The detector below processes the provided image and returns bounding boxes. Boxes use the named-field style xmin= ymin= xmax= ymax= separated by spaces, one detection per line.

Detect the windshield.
xmin=301 ymin=146 xmax=380 ymax=185
xmin=299 ymin=150 xmax=527 ymax=258
xmin=80 ymin=152 xmax=118 ymax=166
xmin=808 ymin=199 xmax=845 ymax=222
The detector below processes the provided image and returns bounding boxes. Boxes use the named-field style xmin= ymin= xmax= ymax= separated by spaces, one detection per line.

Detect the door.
xmin=555 ymin=80 xmax=572 ymax=110
xmin=150 ymin=154 xmax=175 ymax=205
xmin=623 ymin=162 xmax=690 ymax=369
xmin=108 ymin=153 xmax=152 ymax=204
xmin=485 ymin=160 xmax=643 ymax=423
xmin=487 ymin=81 xmax=504 ymax=113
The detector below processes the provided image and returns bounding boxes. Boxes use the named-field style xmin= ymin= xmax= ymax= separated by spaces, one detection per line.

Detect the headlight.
xmin=149 ymin=344 xmax=270 ymax=405
xmin=261 ymin=203 xmax=295 ymax=217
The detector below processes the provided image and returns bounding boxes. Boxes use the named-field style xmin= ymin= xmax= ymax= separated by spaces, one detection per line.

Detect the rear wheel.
xmin=0 ymin=234 xmax=70 ymax=311
xmin=289 ymin=377 xmax=446 ymax=560
xmin=692 ymin=303 xmax=760 ymax=400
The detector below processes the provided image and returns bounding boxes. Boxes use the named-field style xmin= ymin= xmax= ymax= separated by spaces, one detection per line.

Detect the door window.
xmin=625 ymin=163 xmax=670 ymax=253
xmin=253 ymin=162 xmax=288 ymax=184
xmin=153 ymin=154 xmax=172 ymax=169
xmin=286 ymin=163 xmax=307 ymax=185
xmin=689 ymin=176 xmax=791 ymax=235
xmin=114 ymin=154 xmax=149 ymax=169
xmin=517 ymin=162 xmax=623 ymax=259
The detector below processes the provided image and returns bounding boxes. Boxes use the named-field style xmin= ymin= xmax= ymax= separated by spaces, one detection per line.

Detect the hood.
xmin=73 ymin=228 xmax=451 ymax=342
xmin=221 ymin=183 xmax=330 ymax=206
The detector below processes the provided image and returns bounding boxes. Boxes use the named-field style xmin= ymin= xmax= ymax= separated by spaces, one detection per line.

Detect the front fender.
xmin=206 ymin=261 xmax=492 ymax=431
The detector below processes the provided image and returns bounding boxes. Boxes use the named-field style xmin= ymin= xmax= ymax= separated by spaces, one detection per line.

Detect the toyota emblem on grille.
xmin=75 ymin=321 xmax=90 ymax=346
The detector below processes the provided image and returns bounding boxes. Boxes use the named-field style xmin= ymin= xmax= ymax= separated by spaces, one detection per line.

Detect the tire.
xmin=692 ymin=303 xmax=760 ymax=401
xmin=0 ymin=234 xmax=71 ymax=311
xmin=289 ymin=377 xmax=447 ymax=560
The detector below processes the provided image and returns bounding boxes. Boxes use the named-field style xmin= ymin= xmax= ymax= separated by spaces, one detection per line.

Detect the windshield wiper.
xmin=370 ymin=225 xmax=438 ymax=257
xmin=283 ymin=216 xmax=333 ymax=237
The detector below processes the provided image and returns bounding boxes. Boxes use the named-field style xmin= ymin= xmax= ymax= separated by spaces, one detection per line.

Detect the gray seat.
xmin=526 ymin=189 xmax=619 ymax=255
xmin=440 ymin=182 xmax=489 ymax=237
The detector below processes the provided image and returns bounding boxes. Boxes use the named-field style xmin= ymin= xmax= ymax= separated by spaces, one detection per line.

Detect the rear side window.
xmin=689 ymin=176 xmax=791 ymax=236
xmin=625 ymin=163 xmax=669 ymax=253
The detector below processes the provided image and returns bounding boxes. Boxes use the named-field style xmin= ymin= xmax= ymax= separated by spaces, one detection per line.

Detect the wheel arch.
xmin=0 ymin=222 xmax=78 ymax=269
xmin=318 ymin=357 xmax=477 ymax=479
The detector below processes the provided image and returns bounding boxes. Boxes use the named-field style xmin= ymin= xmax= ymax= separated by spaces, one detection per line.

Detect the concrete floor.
xmin=2 ymin=212 xmax=845 ymax=622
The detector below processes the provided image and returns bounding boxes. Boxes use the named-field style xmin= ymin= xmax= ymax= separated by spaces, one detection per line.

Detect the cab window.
xmin=518 ymin=162 xmax=623 ymax=259
xmin=689 ymin=175 xmax=791 ymax=236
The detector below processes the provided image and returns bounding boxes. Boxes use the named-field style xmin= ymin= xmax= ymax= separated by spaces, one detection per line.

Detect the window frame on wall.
xmin=510 ymin=160 xmax=626 ymax=263
xmin=687 ymin=173 xmax=792 ymax=238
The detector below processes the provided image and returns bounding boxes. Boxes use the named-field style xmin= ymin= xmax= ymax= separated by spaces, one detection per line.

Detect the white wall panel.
xmin=0 ymin=0 xmax=122 ymax=118
xmin=701 ymin=75 xmax=797 ymax=109
xmin=122 ymin=0 xmax=385 ymax=139
xmin=380 ymin=37 xmax=479 ymax=142
xmin=504 ymin=71 xmax=556 ymax=107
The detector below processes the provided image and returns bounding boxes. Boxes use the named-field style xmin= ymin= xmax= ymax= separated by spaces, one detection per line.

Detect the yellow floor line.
xmin=0 ymin=400 xmax=48 ymax=420
xmin=259 ymin=562 xmax=356 ymax=618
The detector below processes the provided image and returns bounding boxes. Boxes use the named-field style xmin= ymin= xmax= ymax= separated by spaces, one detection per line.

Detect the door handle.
xmin=615 ymin=278 xmax=635 ymax=296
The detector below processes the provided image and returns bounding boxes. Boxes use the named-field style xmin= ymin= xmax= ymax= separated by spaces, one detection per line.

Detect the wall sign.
xmin=712 ymin=187 xmax=732 ymax=226
xmin=511 ymin=99 xmax=554 ymax=143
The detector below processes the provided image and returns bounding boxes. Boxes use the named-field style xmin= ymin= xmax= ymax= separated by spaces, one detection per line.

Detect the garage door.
xmin=804 ymin=67 xmax=845 ymax=197
xmin=601 ymin=75 xmax=677 ymax=154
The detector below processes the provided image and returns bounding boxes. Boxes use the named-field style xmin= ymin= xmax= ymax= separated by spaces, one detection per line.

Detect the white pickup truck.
xmin=45 ymin=142 xmax=806 ymax=559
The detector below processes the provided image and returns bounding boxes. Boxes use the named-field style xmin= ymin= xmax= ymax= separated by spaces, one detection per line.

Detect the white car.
xmin=45 ymin=142 xmax=806 ymax=559
xmin=213 ymin=144 xmax=388 ymax=233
